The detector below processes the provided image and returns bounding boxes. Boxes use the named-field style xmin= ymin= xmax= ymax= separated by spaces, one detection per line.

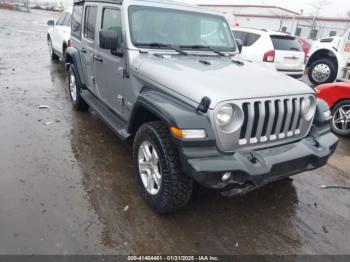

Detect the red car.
xmin=316 ymin=82 xmax=350 ymax=136
xmin=297 ymin=36 xmax=311 ymax=57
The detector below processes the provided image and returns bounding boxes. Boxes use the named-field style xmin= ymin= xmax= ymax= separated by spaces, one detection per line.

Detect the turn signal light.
xmin=170 ymin=126 xmax=184 ymax=139
xmin=170 ymin=126 xmax=206 ymax=140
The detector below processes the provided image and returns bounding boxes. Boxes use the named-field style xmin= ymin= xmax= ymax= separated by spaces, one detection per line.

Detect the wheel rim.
xmin=311 ymin=64 xmax=331 ymax=83
xmin=69 ymin=73 xmax=77 ymax=102
xmin=138 ymin=141 xmax=162 ymax=195
xmin=48 ymin=40 xmax=53 ymax=56
xmin=333 ymin=105 xmax=350 ymax=132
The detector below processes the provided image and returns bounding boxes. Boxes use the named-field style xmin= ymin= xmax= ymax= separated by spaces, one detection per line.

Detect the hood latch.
xmin=196 ymin=97 xmax=211 ymax=113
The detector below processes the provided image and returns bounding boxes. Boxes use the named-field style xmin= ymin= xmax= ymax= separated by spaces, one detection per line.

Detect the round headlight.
xmin=302 ymin=97 xmax=312 ymax=114
xmin=216 ymin=104 xmax=234 ymax=126
xmin=301 ymin=96 xmax=316 ymax=121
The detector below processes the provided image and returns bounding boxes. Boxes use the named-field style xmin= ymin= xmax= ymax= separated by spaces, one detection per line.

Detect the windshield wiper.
xmin=289 ymin=47 xmax=300 ymax=51
xmin=180 ymin=45 xmax=231 ymax=57
xmin=136 ymin=42 xmax=188 ymax=55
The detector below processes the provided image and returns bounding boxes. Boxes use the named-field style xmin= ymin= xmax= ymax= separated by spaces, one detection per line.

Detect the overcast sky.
xmin=179 ymin=0 xmax=350 ymax=17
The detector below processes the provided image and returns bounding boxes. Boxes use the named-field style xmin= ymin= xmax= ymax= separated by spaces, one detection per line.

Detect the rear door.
xmin=81 ymin=5 xmax=98 ymax=94
xmin=270 ymin=35 xmax=305 ymax=72
xmin=232 ymin=30 xmax=262 ymax=61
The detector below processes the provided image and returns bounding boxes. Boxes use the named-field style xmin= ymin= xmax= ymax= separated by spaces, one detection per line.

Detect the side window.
xmin=71 ymin=4 xmax=83 ymax=39
xmin=246 ymin=33 xmax=260 ymax=46
xmin=295 ymin=28 xmax=302 ymax=36
xmin=56 ymin=13 xmax=66 ymax=25
xmin=101 ymin=8 xmax=123 ymax=48
xmin=64 ymin=14 xmax=71 ymax=26
xmin=329 ymin=31 xmax=337 ymax=37
xmin=309 ymin=29 xmax=318 ymax=40
xmin=83 ymin=6 xmax=98 ymax=41
xmin=232 ymin=30 xmax=247 ymax=46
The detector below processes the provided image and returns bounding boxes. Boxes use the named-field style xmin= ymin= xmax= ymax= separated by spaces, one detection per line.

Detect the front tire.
xmin=330 ymin=100 xmax=350 ymax=137
xmin=133 ymin=121 xmax=193 ymax=213
xmin=308 ymin=58 xmax=336 ymax=85
xmin=68 ymin=65 xmax=88 ymax=111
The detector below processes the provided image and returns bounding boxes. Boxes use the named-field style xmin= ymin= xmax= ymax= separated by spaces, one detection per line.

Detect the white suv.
xmin=47 ymin=9 xmax=72 ymax=61
xmin=232 ymin=27 xmax=305 ymax=78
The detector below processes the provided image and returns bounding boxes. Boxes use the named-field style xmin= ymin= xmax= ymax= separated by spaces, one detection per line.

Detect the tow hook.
xmin=312 ymin=139 xmax=321 ymax=149
xmin=247 ymin=152 xmax=258 ymax=164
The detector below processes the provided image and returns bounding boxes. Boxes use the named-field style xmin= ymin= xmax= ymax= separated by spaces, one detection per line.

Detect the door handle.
xmin=93 ymin=55 xmax=103 ymax=63
xmin=81 ymin=48 xmax=87 ymax=54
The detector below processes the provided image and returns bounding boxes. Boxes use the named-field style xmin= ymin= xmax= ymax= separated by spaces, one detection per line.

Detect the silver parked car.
xmin=65 ymin=0 xmax=338 ymax=213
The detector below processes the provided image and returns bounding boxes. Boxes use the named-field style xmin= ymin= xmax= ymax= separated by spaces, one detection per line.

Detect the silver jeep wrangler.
xmin=65 ymin=0 xmax=338 ymax=213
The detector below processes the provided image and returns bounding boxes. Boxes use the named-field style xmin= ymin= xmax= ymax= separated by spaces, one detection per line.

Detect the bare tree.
xmin=309 ymin=0 xmax=330 ymax=18
xmin=308 ymin=0 xmax=330 ymax=39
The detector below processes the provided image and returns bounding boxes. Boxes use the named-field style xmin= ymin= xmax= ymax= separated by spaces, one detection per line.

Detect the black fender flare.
xmin=128 ymin=89 xmax=216 ymax=146
xmin=65 ymin=47 xmax=87 ymax=88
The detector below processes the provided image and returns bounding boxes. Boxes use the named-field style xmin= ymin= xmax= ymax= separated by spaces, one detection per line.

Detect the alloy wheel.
xmin=138 ymin=141 xmax=162 ymax=195
xmin=333 ymin=105 xmax=350 ymax=132
xmin=69 ymin=73 xmax=77 ymax=102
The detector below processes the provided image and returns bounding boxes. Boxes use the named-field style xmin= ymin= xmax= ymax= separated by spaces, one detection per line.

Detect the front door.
xmin=80 ymin=5 xmax=98 ymax=95
xmin=51 ymin=12 xmax=67 ymax=52
xmin=94 ymin=6 xmax=126 ymax=116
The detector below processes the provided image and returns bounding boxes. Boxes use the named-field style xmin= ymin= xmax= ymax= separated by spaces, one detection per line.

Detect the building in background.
xmin=199 ymin=4 xmax=350 ymax=40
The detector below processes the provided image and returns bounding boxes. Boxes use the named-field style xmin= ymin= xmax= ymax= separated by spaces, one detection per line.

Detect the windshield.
xmin=128 ymin=5 xmax=236 ymax=52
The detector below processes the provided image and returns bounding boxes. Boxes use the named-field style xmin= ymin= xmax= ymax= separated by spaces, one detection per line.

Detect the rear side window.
xmin=232 ymin=30 xmax=247 ymax=44
xmin=270 ymin=35 xmax=302 ymax=51
xmin=101 ymin=8 xmax=123 ymax=48
xmin=72 ymin=4 xmax=83 ymax=39
xmin=84 ymin=6 xmax=98 ymax=40
xmin=246 ymin=33 xmax=260 ymax=46
xmin=232 ymin=30 xmax=260 ymax=47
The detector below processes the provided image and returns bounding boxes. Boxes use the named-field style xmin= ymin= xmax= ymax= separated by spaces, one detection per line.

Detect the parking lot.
xmin=0 ymin=9 xmax=350 ymax=255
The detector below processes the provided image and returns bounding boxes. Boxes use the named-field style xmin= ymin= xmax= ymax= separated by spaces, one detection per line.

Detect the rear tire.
xmin=68 ymin=64 xmax=88 ymax=111
xmin=133 ymin=121 xmax=193 ymax=213
xmin=48 ymin=38 xmax=59 ymax=60
xmin=308 ymin=58 xmax=336 ymax=85
xmin=330 ymin=100 xmax=350 ymax=137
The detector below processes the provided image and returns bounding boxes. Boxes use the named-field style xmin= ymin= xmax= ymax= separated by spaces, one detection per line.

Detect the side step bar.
xmin=81 ymin=90 xmax=131 ymax=141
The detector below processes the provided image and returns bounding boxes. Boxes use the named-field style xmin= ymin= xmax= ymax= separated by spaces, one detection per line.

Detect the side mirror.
xmin=99 ymin=30 xmax=123 ymax=57
xmin=47 ymin=20 xmax=55 ymax=26
xmin=236 ymin=38 xmax=243 ymax=53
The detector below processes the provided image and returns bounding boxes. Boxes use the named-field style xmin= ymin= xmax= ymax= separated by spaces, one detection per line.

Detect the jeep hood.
xmin=134 ymin=54 xmax=313 ymax=108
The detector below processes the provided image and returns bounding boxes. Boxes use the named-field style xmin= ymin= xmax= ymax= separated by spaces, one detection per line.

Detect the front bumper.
xmin=180 ymin=129 xmax=338 ymax=196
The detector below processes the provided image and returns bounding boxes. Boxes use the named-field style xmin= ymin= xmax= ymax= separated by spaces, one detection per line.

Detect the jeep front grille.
xmin=212 ymin=95 xmax=315 ymax=152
